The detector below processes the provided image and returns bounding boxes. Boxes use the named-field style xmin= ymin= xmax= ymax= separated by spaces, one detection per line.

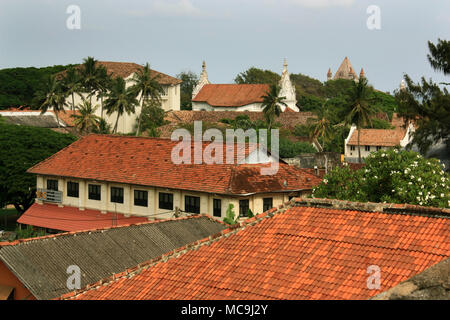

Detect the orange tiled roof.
xmin=17 ymin=203 xmax=148 ymax=232
xmin=27 ymin=135 xmax=321 ymax=195
xmin=58 ymin=61 xmax=182 ymax=85
xmin=61 ymin=198 xmax=450 ymax=300
xmin=192 ymin=84 xmax=270 ymax=107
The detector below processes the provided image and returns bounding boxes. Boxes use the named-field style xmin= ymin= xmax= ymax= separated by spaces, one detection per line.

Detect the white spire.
xmin=192 ymin=61 xmax=210 ymax=98
xmin=278 ymin=59 xmax=298 ymax=112
xmin=400 ymin=79 xmax=406 ymax=91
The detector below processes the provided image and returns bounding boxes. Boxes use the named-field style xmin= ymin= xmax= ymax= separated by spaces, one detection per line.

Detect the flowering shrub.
xmin=313 ymin=149 xmax=449 ymax=208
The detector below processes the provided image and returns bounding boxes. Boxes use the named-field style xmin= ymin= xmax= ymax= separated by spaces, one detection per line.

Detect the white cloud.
xmin=128 ymin=0 xmax=209 ymax=18
xmin=288 ymin=0 xmax=355 ymax=8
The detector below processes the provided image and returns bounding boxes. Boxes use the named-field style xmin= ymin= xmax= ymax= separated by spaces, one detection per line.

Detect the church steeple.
xmin=278 ymin=59 xmax=298 ymax=112
xmin=192 ymin=61 xmax=210 ymax=99
xmin=327 ymin=68 xmax=332 ymax=81
xmin=359 ymin=68 xmax=365 ymax=79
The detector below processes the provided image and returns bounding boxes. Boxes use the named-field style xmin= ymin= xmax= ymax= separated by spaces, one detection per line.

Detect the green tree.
xmin=177 ymin=71 xmax=198 ymax=110
xmin=223 ymin=204 xmax=238 ymax=225
xmin=37 ymin=76 xmax=67 ymax=129
xmin=313 ymin=149 xmax=449 ymax=208
xmin=235 ymin=67 xmax=280 ymax=85
xmin=279 ymin=138 xmax=316 ymax=158
xmin=261 ymin=84 xmax=287 ymax=131
xmin=104 ymin=77 xmax=138 ymax=133
xmin=396 ymin=39 xmax=450 ymax=154
xmin=129 ymin=63 xmax=164 ymax=136
xmin=139 ymin=99 xmax=167 ymax=133
xmin=71 ymin=98 xmax=101 ymax=134
xmin=95 ymin=66 xmax=112 ymax=118
xmin=308 ymin=102 xmax=334 ymax=151
xmin=79 ymin=57 xmax=107 ymax=105
xmin=92 ymin=118 xmax=112 ymax=134
xmin=344 ymin=77 xmax=377 ymax=163
xmin=62 ymin=67 xmax=82 ymax=111
xmin=0 ymin=122 xmax=76 ymax=213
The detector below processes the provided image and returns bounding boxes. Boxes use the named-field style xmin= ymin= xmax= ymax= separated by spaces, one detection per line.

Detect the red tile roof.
xmin=347 ymin=128 xmax=406 ymax=147
xmin=192 ymin=84 xmax=270 ymax=107
xmin=28 ymin=135 xmax=321 ymax=195
xmin=58 ymin=61 xmax=182 ymax=85
xmin=17 ymin=203 xmax=148 ymax=232
xmin=61 ymin=198 xmax=450 ymax=300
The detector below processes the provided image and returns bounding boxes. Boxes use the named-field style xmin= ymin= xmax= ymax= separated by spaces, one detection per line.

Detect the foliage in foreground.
xmin=0 ymin=122 xmax=77 ymax=213
xmin=313 ymin=149 xmax=449 ymax=208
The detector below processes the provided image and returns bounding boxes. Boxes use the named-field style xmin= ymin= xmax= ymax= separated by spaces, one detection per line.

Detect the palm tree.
xmin=62 ymin=67 xmax=81 ymax=111
xmin=104 ymin=77 xmax=138 ymax=133
xmin=71 ymin=98 xmax=101 ymax=134
xmin=129 ymin=63 xmax=164 ymax=136
xmin=96 ymin=66 xmax=112 ymax=118
xmin=308 ymin=101 xmax=334 ymax=151
xmin=261 ymin=84 xmax=287 ymax=131
xmin=79 ymin=57 xmax=103 ymax=105
xmin=345 ymin=77 xmax=377 ymax=163
xmin=38 ymin=76 xmax=67 ymax=129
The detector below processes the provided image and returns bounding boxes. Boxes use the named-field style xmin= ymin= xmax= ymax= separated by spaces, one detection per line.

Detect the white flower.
xmin=411 ymin=175 xmax=415 ymax=179
xmin=419 ymin=192 xmax=422 ymax=195
xmin=408 ymin=182 xmax=412 ymax=185
xmin=441 ymin=193 xmax=445 ymax=197
xmin=417 ymin=177 xmax=421 ymax=182
xmin=421 ymin=185 xmax=424 ymax=189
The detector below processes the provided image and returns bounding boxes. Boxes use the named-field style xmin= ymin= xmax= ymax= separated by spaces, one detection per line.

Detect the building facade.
xmin=60 ymin=61 xmax=181 ymax=134
xmin=21 ymin=135 xmax=321 ymax=231
xmin=192 ymin=60 xmax=299 ymax=112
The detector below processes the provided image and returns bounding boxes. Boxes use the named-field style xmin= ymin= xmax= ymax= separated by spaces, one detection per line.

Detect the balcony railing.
xmin=36 ymin=188 xmax=62 ymax=203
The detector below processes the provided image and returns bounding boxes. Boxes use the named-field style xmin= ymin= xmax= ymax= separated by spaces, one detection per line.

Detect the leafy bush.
xmin=313 ymin=148 xmax=449 ymax=208
xmin=223 ymin=204 xmax=238 ymax=225
xmin=279 ymin=138 xmax=316 ymax=158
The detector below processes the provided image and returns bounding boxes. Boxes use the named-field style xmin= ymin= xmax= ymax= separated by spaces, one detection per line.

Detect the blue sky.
xmin=0 ymin=0 xmax=449 ymax=92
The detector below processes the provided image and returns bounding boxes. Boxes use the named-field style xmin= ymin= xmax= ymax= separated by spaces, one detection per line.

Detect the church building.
xmin=192 ymin=60 xmax=299 ymax=112
xmin=327 ymin=57 xmax=364 ymax=82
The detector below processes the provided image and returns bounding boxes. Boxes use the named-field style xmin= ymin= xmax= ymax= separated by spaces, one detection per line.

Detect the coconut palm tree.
xmin=96 ymin=66 xmax=112 ymax=119
xmin=62 ymin=67 xmax=81 ymax=111
xmin=71 ymin=98 xmax=101 ymax=134
xmin=345 ymin=77 xmax=377 ymax=163
xmin=104 ymin=77 xmax=138 ymax=133
xmin=79 ymin=57 xmax=104 ymax=105
xmin=308 ymin=101 xmax=334 ymax=152
xmin=38 ymin=76 xmax=67 ymax=129
xmin=129 ymin=63 xmax=164 ymax=136
xmin=261 ymin=84 xmax=287 ymax=131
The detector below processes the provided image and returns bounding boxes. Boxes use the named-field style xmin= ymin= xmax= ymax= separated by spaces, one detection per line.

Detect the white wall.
xmin=38 ymin=175 xmax=296 ymax=221
xmin=63 ymin=74 xmax=180 ymax=134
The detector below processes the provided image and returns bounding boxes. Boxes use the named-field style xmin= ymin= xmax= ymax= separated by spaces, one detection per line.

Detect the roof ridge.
xmin=0 ymin=213 xmax=213 ymax=247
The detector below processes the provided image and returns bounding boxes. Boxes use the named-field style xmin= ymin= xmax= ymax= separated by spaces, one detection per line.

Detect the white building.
xmin=344 ymin=114 xmax=415 ymax=162
xmin=192 ymin=60 xmax=299 ymax=112
xmin=61 ymin=61 xmax=181 ymax=134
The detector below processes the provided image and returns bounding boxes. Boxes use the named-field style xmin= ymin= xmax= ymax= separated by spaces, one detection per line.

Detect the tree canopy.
xmin=0 ymin=120 xmax=77 ymax=213
xmin=313 ymin=148 xmax=449 ymax=208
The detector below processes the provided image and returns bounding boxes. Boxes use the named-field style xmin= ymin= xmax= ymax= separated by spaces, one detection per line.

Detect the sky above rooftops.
xmin=0 ymin=0 xmax=449 ymax=93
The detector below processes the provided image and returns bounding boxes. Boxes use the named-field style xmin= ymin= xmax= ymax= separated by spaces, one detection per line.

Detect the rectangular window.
xmin=111 ymin=187 xmax=124 ymax=204
xmin=47 ymin=179 xmax=58 ymax=191
xmin=88 ymin=184 xmax=101 ymax=201
xmin=365 ymin=146 xmax=370 ymax=152
xmin=67 ymin=182 xmax=79 ymax=198
xmin=159 ymin=192 xmax=173 ymax=210
xmin=213 ymin=199 xmax=221 ymax=217
xmin=263 ymin=198 xmax=273 ymax=212
xmin=239 ymin=199 xmax=249 ymax=217
xmin=376 ymin=146 xmax=382 ymax=151
xmin=350 ymin=146 xmax=355 ymax=151
xmin=134 ymin=190 xmax=148 ymax=207
xmin=185 ymin=196 xmax=200 ymax=214
xmin=162 ymin=86 xmax=169 ymax=96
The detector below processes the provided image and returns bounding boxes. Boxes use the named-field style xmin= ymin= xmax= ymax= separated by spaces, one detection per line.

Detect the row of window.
xmin=350 ymin=146 xmax=383 ymax=152
xmin=47 ymin=180 xmax=274 ymax=217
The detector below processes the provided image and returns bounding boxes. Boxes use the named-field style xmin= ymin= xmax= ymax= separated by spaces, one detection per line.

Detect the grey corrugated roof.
xmin=2 ymin=115 xmax=60 ymax=128
xmin=0 ymin=216 xmax=226 ymax=300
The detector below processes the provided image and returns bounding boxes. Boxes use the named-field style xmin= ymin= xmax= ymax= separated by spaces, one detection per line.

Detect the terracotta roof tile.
xmin=63 ymin=198 xmax=450 ymax=300
xmin=27 ymin=135 xmax=320 ymax=195
xmin=59 ymin=61 xmax=181 ymax=85
xmin=192 ymin=84 xmax=270 ymax=107
xmin=17 ymin=203 xmax=148 ymax=232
